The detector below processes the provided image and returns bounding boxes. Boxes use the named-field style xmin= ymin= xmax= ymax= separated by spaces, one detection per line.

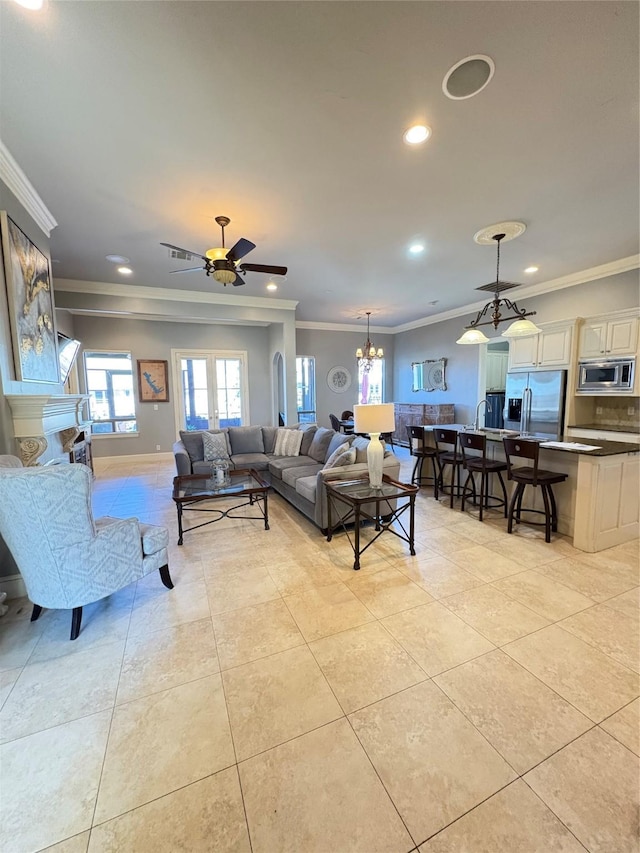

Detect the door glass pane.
xmin=216 ymin=358 xmax=242 ymax=427
xmin=181 ymin=357 xmax=210 ymax=430
xmin=358 ymin=360 xmax=384 ymax=405
xmin=296 ymin=357 xmax=316 ymax=422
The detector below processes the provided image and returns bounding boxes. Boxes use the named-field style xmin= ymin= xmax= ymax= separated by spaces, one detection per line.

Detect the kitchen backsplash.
xmin=592 ymin=397 xmax=640 ymax=431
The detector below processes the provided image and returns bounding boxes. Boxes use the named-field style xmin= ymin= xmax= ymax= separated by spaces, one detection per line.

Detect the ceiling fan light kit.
xmin=161 ymin=215 xmax=287 ymax=287
xmin=456 ymin=226 xmax=541 ymax=345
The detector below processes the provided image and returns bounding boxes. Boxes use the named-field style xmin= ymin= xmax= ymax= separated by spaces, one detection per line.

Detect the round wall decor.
xmin=327 ymin=366 xmax=352 ymax=393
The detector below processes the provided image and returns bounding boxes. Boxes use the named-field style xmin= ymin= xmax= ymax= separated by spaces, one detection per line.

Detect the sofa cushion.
xmin=192 ymin=460 xmax=215 ymax=475
xmin=273 ymin=428 xmax=304 ymax=457
xmin=324 ymin=431 xmax=351 ymax=462
xmin=179 ymin=429 xmax=230 ymax=463
xmin=299 ymin=425 xmax=318 ymax=456
xmin=203 ymin=431 xmax=230 ymax=462
xmin=268 ymin=455 xmax=316 ymax=480
xmin=262 ymin=426 xmax=279 ymax=454
xmin=282 ymin=463 xmax=322 ymax=488
xmin=323 ymin=444 xmax=356 ymax=470
xmin=308 ymin=427 xmax=335 ymax=463
xmin=294 ymin=474 xmax=318 ymax=503
xmin=231 ymin=452 xmax=270 ymax=471
xmin=229 ymin=426 xmax=264 ymax=455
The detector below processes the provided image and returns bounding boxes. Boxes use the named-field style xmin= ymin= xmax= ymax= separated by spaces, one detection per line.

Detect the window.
xmin=84 ymin=351 xmax=137 ymax=434
xmin=358 ymin=359 xmax=384 ymax=405
xmin=296 ymin=356 xmax=316 ymax=423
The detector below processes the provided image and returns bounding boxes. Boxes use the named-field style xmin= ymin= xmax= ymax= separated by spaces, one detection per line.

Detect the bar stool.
xmin=406 ymin=425 xmax=440 ymax=498
xmin=503 ymin=438 xmax=568 ymax=543
xmin=459 ymin=432 xmax=508 ymax=522
xmin=433 ymin=428 xmax=466 ymax=509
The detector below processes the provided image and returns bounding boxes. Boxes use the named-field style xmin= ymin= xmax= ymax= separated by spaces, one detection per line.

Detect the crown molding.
xmin=54 ymin=279 xmax=299 ymax=311
xmin=394 ymin=253 xmax=640 ymax=334
xmin=0 ymin=140 xmax=57 ymax=237
xmin=66 ymin=308 xmax=270 ymax=326
xmin=295 ymin=320 xmax=392 ymax=334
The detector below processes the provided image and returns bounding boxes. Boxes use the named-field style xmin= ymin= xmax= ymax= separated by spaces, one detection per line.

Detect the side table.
xmin=325 ymin=475 xmax=418 ymax=570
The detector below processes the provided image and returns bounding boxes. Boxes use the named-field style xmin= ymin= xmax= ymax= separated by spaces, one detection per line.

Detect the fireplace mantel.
xmin=5 ymin=394 xmax=91 ymax=466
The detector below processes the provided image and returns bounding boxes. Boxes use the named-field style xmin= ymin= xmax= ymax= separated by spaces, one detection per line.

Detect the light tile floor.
xmin=0 ymin=449 xmax=638 ymax=852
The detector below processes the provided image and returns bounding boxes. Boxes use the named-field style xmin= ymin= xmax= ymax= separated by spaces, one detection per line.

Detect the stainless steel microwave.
xmin=577 ymin=358 xmax=635 ymax=392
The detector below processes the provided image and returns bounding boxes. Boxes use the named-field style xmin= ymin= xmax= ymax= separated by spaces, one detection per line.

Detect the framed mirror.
xmin=411 ymin=358 xmax=447 ymax=392
xmin=411 ymin=361 xmax=424 ymax=392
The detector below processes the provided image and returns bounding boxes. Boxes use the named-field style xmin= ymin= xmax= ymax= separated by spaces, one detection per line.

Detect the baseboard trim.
xmin=2 ymin=574 xmax=27 ymax=601
xmin=93 ymin=451 xmax=174 ymax=469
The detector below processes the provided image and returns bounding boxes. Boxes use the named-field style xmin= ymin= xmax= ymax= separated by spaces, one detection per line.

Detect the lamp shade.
xmin=353 ymin=403 xmax=395 ymax=434
xmin=456 ymin=328 xmax=491 ymax=345
xmin=213 ymin=268 xmax=236 ymax=284
xmin=501 ymin=318 xmax=542 ymax=338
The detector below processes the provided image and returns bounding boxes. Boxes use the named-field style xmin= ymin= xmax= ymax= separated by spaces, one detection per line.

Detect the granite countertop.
xmin=422 ymin=424 xmax=638 ymax=457
xmin=568 ymin=423 xmax=640 ymax=435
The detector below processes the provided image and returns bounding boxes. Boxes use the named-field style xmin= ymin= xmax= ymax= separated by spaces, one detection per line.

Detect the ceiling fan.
xmin=160 ymin=216 xmax=287 ymax=286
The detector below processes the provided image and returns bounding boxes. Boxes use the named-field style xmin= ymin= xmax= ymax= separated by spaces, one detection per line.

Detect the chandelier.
xmin=356 ymin=312 xmax=383 ymax=372
xmin=456 ymin=233 xmax=541 ymax=344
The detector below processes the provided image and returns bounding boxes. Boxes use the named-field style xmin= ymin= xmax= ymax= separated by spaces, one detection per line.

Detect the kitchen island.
xmin=423 ymin=425 xmax=639 ymax=553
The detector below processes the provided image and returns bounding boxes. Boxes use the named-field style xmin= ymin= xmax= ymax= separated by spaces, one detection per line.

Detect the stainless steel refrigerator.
xmin=503 ymin=370 xmax=567 ymax=440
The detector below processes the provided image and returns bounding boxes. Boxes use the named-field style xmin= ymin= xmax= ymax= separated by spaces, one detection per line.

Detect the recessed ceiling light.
xmin=409 ymin=243 xmax=425 ymax=255
xmin=117 ymin=266 xmax=133 ymax=276
xmin=524 ymin=266 xmax=539 ymax=274
xmin=106 ymin=254 xmax=130 ymax=264
xmin=266 ymin=282 xmax=278 ymax=291
xmin=13 ymin=0 xmax=43 ymax=9
xmin=403 ymin=125 xmax=431 ymax=145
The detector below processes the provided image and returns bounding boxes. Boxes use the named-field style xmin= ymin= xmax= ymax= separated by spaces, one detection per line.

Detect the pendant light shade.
xmin=456 ymin=328 xmax=491 ymax=345
xmin=501 ymin=318 xmax=542 ymax=338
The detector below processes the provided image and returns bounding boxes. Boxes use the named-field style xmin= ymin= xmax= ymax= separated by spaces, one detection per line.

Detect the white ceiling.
xmin=1 ymin=1 xmax=638 ymax=328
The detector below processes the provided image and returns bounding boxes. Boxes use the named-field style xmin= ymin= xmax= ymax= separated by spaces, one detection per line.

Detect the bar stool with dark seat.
xmin=406 ymin=425 xmax=440 ymax=498
xmin=459 ymin=431 xmax=508 ymax=521
xmin=433 ymin=428 xmax=466 ymax=508
xmin=503 ymin=437 xmax=568 ymax=543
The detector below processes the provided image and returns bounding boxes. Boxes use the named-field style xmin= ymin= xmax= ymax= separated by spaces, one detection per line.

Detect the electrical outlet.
xmin=628 ymin=406 xmax=636 ymax=415
xmin=156 ymin=444 xmax=161 ymax=451
xmin=596 ymin=406 xmax=603 ymax=415
xmin=153 ymin=404 xmax=158 ymax=411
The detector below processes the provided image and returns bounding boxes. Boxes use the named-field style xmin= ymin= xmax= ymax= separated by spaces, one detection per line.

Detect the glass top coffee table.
xmin=172 ymin=469 xmax=270 ymax=545
xmin=325 ymin=474 xmax=418 ymax=570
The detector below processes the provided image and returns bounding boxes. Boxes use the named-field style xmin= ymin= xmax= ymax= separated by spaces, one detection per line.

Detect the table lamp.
xmin=353 ymin=403 xmax=396 ymax=488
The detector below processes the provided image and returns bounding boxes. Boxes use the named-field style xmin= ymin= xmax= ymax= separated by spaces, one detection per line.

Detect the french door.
xmin=172 ymin=350 xmax=249 ymax=431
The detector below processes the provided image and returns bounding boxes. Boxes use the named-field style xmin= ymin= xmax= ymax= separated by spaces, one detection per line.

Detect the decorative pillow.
xmin=323 ymin=445 xmax=356 ymax=470
xmin=351 ymin=435 xmax=370 ymax=464
xmin=308 ymin=427 xmax=335 ymax=463
xmin=324 ymin=431 xmax=351 ymax=463
xmin=299 ymin=425 xmax=318 ymax=456
xmin=203 ymin=431 xmax=230 ymax=462
xmin=179 ymin=429 xmax=230 ymax=463
xmin=273 ymin=427 xmax=304 ymax=457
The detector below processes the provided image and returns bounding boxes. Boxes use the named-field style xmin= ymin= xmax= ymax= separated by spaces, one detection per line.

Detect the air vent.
xmin=168 ymin=249 xmax=198 ymax=261
xmin=475 ymin=280 xmax=520 ymax=294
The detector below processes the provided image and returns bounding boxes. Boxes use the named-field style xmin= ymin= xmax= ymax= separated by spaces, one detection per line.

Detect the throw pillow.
xmin=299 ymin=425 xmax=318 ymax=456
xmin=203 ymin=431 xmax=230 ymax=462
xmin=323 ymin=445 xmax=356 ymax=470
xmin=273 ymin=427 xmax=304 ymax=457
xmin=308 ymin=427 xmax=335 ymax=463
xmin=351 ymin=435 xmax=370 ymax=464
xmin=228 ymin=425 xmax=264 ymax=455
xmin=324 ymin=431 xmax=351 ymax=463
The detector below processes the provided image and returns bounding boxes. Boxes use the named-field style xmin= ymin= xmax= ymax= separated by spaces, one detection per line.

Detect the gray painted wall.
xmin=295 ymin=328 xmax=395 ymax=429
xmin=72 ymin=315 xmax=273 ymax=457
xmin=394 ymin=271 xmax=639 ymax=426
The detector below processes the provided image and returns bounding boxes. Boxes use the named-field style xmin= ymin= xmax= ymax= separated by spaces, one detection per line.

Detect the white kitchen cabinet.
xmin=508 ymin=322 xmax=573 ymax=371
xmin=579 ymin=312 xmax=639 ymax=358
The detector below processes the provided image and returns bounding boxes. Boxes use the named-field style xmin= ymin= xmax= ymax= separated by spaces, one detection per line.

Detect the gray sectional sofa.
xmin=173 ymin=424 xmax=400 ymax=531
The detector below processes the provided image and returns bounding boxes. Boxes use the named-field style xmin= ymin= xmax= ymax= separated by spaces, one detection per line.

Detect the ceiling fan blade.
xmin=231 ymin=273 xmax=245 ymax=287
xmin=240 ymin=263 xmax=288 ymax=276
xmin=226 ymin=239 xmax=256 ymax=263
xmin=160 ymin=242 xmax=206 ymax=260
xmin=169 ymin=266 xmax=204 ymax=274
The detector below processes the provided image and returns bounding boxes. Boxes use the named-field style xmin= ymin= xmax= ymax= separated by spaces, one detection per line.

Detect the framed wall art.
xmin=1 ymin=211 xmax=59 ymax=383
xmin=137 ymin=359 xmax=170 ymax=402
xmin=327 ymin=365 xmax=352 ymax=393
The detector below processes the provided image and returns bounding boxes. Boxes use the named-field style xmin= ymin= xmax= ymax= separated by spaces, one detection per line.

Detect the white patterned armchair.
xmin=0 ymin=463 xmax=173 ymax=640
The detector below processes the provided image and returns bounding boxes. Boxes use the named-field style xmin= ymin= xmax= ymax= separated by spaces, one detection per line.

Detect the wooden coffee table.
xmin=172 ymin=468 xmax=270 ymax=545
xmin=325 ymin=474 xmax=418 ymax=570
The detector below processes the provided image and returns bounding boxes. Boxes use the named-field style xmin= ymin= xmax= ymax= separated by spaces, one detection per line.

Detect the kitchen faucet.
xmin=474 ymin=398 xmax=492 ymax=431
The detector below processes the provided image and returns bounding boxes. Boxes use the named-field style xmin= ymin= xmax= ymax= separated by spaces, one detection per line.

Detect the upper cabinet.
xmin=579 ymin=311 xmax=639 ymax=359
xmin=508 ymin=321 xmax=574 ymax=371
